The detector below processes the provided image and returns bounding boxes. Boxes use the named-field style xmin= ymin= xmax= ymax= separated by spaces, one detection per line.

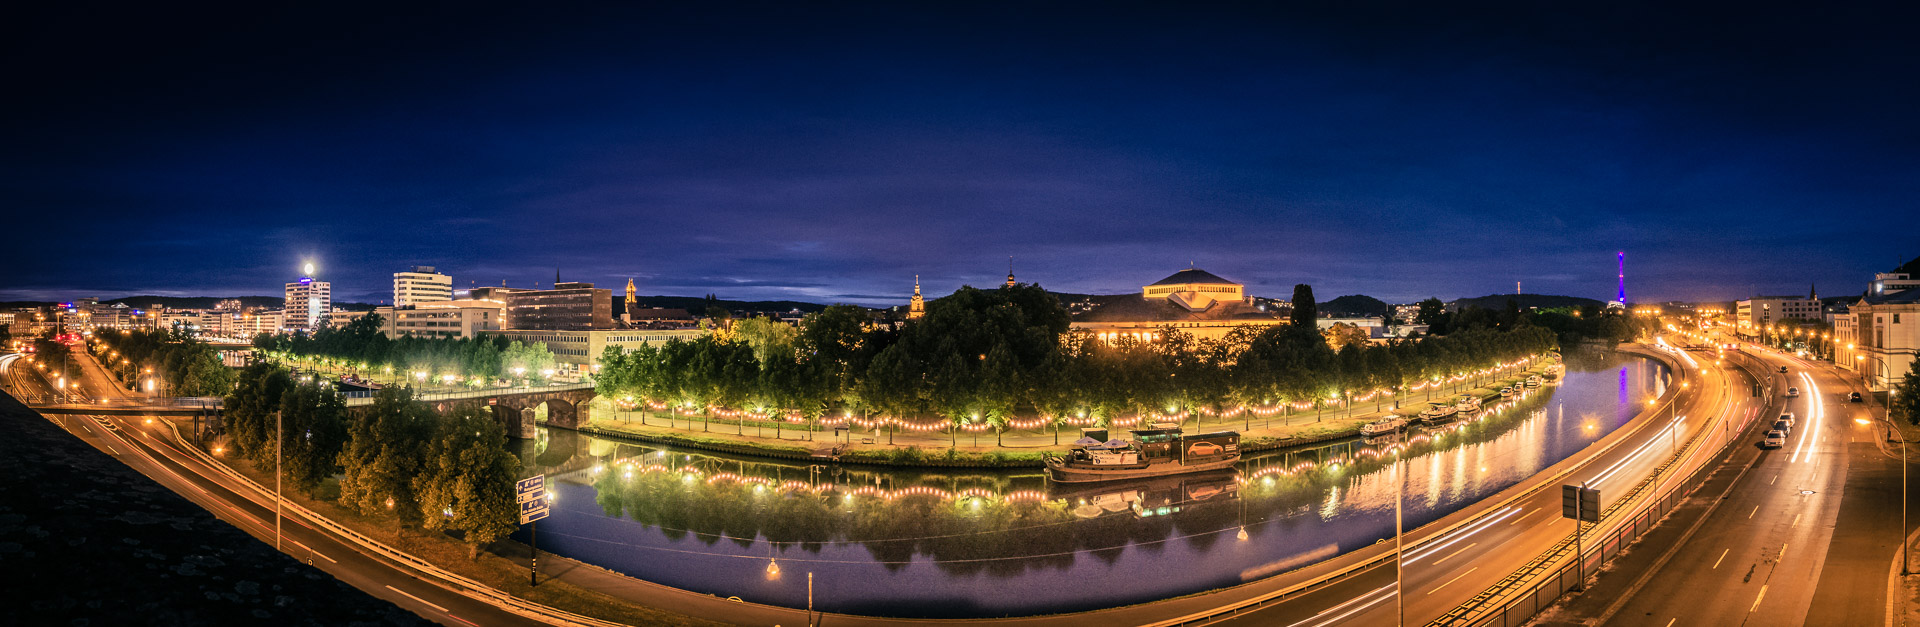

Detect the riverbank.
xmin=564 ymin=353 xmax=1565 ymax=468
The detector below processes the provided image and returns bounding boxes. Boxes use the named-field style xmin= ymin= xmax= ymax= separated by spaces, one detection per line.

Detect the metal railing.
xmin=1439 ymin=350 xmax=1771 ymax=627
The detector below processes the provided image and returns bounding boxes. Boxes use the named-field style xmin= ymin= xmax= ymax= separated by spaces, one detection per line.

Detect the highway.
xmin=1577 ymin=345 xmax=1903 ymax=626
xmin=1 ymin=350 xmax=547 ymax=627
xmin=1216 ymin=341 xmax=1758 ymax=626
xmin=0 ymin=340 xmax=1786 ymax=627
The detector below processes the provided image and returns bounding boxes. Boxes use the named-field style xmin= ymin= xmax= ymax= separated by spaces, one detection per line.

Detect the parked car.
xmin=1762 ymin=431 xmax=1786 ymax=449
xmin=1786 ymin=387 xmax=1800 ymax=398
xmin=1850 ymin=392 xmax=1864 ymax=403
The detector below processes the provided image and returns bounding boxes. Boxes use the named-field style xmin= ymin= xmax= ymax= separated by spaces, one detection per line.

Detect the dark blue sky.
xmin=4 ymin=2 xmax=1916 ymax=306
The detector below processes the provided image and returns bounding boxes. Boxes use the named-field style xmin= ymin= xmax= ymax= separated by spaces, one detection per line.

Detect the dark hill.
xmin=1319 ymin=294 xmax=1388 ymax=317
xmin=1452 ymin=294 xmax=1605 ymax=310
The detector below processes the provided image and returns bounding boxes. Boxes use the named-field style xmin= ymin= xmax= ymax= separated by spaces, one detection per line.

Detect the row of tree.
xmin=252 ymin=313 xmax=557 ymax=383
xmin=221 ymin=364 xmax=521 ymax=556
xmin=597 ymin=283 xmax=1566 ymax=443
xmin=90 ymin=328 xmax=235 ymax=396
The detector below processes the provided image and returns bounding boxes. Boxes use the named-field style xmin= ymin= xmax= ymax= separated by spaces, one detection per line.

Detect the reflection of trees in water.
xmin=569 ymin=361 xmax=1617 ymax=578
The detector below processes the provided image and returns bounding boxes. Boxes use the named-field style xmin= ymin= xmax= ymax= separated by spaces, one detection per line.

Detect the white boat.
xmin=1419 ymin=404 xmax=1458 ymax=424
xmin=1454 ymin=397 xmax=1482 ymax=413
xmin=1045 ymin=428 xmax=1242 ymax=483
xmin=1525 ymin=375 xmax=1543 ymax=388
xmin=1500 ymin=386 xmax=1515 ymax=398
xmin=1360 ymin=416 xmax=1408 ymax=437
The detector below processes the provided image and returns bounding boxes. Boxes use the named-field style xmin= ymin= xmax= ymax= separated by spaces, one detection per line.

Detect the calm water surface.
xmin=510 ymin=349 xmax=1667 ymax=617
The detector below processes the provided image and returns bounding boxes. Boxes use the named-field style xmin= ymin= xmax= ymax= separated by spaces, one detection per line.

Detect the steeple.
xmin=1005 ymin=257 xmax=1016 ymax=288
xmin=1809 ymin=283 xmax=1818 ymax=301
xmin=909 ymin=275 xmax=925 ymax=320
xmin=555 ymin=268 xmax=561 ymax=285
xmin=625 ymin=277 xmax=637 ymax=308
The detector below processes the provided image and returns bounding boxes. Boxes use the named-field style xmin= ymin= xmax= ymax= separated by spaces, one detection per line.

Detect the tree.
xmin=1323 ymin=322 xmax=1370 ymax=351
xmin=277 ymin=381 xmax=349 ymax=496
xmin=338 ymin=386 xmax=437 ymax=517
xmin=416 ymin=406 xmax=522 ymax=557
xmin=224 ymin=363 xmax=292 ymax=461
xmin=1290 ymin=284 xmax=1318 ymax=328
xmin=1893 ymin=361 xmax=1920 ymax=426
xmin=1416 ymin=298 xmax=1446 ymax=325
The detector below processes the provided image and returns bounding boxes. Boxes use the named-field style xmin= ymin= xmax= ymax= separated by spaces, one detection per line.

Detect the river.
xmin=508 ymin=348 xmax=1667 ymax=618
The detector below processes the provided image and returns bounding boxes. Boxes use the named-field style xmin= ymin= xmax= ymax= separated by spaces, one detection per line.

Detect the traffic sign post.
xmin=1561 ymin=483 xmax=1600 ymax=589
xmin=518 ymin=475 xmax=548 ymax=586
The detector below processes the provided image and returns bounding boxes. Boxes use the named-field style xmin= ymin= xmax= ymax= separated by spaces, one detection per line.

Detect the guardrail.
xmin=156 ymin=421 xmax=627 ymax=627
xmin=1142 ymin=349 xmax=1680 ymax=627
xmin=1437 ymin=348 xmax=1770 ymax=626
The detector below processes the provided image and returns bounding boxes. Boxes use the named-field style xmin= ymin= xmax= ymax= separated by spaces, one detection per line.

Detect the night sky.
xmin=5 ymin=2 xmax=1916 ymax=306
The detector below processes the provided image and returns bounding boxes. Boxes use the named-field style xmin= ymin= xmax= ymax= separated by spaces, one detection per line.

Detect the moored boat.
xmin=1045 ymin=428 xmax=1241 ymax=483
xmin=1360 ymin=415 xmax=1408 ymax=437
xmin=1418 ymin=403 xmax=1458 ymax=424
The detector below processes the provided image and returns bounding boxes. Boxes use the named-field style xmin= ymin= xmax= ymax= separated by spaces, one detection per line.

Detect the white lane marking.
xmin=1749 ymin=506 xmax=1759 ymax=519
xmin=1289 ymin=583 xmax=1397 ymax=627
xmin=1665 ymin=619 xmax=1677 ymax=627
xmin=1791 ymin=513 xmax=1801 ymax=527
xmin=1428 ymin=567 xmax=1479 ymax=595
xmin=1770 ymin=474 xmax=1777 ymax=485
xmin=1510 ymin=508 xmax=1537 ymax=526
xmin=1404 ymin=507 xmax=1520 ymax=562
xmin=1713 ymin=548 xmax=1729 ymax=569
xmin=1749 ymin=584 xmax=1769 ymax=612
xmin=384 ymin=585 xmax=448 ymax=613
xmin=1434 ymin=542 xmax=1479 ymax=565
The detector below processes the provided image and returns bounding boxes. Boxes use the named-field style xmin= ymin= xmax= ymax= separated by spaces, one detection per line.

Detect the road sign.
xmin=1561 ymin=484 xmax=1600 ymax=522
xmin=519 ymin=496 xmax=550 ymax=524
xmin=516 ymin=475 xmax=545 ymax=500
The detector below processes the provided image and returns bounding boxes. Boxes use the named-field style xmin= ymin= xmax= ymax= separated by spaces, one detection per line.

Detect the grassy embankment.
xmin=169 ymin=416 xmax=724 ymax=627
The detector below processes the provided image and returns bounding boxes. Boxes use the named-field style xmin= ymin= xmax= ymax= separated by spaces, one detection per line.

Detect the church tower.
xmin=622 ymin=277 xmax=637 ymax=323
xmin=909 ymin=275 xmax=925 ymax=320
xmin=1005 ymin=257 xmax=1016 ymax=288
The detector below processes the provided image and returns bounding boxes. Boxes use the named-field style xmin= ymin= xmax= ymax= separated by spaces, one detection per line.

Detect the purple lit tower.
xmin=1614 ymin=251 xmax=1626 ymax=308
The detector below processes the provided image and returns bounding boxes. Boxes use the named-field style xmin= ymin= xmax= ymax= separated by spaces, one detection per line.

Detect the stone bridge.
xmin=429 ymin=386 xmax=598 ymax=439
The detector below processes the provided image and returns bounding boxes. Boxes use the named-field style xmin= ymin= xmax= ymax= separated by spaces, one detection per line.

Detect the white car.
xmin=1786 ymin=387 xmax=1799 ymax=398
xmin=1762 ymin=431 xmax=1786 ymax=449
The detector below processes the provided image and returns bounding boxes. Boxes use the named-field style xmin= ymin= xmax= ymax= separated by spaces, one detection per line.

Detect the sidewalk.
xmin=575 ymin=358 xmax=1555 ymax=460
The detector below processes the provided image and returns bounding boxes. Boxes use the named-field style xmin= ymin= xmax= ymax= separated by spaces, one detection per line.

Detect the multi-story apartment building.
xmin=1734 ymin=295 xmax=1822 ymax=335
xmin=284 ymin=265 xmax=332 ymax=332
xmin=388 ymin=300 xmax=503 ymax=339
xmin=1852 ymin=289 xmax=1920 ymax=390
xmin=393 ymin=266 xmax=453 ymax=308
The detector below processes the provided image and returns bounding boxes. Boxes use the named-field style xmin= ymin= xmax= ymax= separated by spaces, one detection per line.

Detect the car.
xmin=1786 ymin=387 xmax=1799 ymax=398
xmin=1773 ymin=420 xmax=1792 ymax=436
xmin=1779 ymin=413 xmax=1795 ymax=427
xmin=1850 ymin=392 xmax=1864 ymax=403
xmin=1779 ymin=366 xmax=1790 ymax=373
xmin=1762 ymin=430 xmax=1786 ymax=449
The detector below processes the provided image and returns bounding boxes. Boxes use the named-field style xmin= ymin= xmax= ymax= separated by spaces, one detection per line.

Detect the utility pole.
xmin=275 ymin=409 xmax=283 ymax=551
xmin=1395 ymin=447 xmax=1405 ymax=627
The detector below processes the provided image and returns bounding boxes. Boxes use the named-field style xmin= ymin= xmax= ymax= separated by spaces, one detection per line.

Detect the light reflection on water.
xmin=510 ymin=349 xmax=1665 ymax=618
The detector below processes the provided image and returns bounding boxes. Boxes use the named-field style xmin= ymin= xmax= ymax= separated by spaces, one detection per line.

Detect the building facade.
xmin=1734 ymin=296 xmax=1822 ymax=336
xmin=1873 ymin=272 xmax=1920 ymax=297
xmin=502 ymin=282 xmax=614 ymax=330
xmin=284 ymin=275 xmax=332 ymax=332
xmin=1852 ymin=289 xmax=1920 ymax=391
xmin=492 ymin=328 xmax=707 ymax=375
xmin=393 ymin=266 xmax=452 ymax=308
xmin=1072 ymin=268 xmax=1289 ymax=343
xmin=388 ymin=300 xmax=503 ymax=339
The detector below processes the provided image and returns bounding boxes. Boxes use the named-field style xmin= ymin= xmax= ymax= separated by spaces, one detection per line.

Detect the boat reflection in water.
xmin=511 ymin=349 xmax=1666 ymax=618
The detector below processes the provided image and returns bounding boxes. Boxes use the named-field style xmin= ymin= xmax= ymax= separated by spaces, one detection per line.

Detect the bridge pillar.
xmin=491 ymin=404 xmax=536 ymax=439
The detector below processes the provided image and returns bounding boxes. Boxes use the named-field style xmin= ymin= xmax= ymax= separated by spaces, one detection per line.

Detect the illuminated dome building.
xmin=1070 ymin=268 xmax=1288 ymax=343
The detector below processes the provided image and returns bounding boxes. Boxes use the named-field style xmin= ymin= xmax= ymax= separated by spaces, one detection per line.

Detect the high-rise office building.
xmin=503 ymin=282 xmax=614 ymax=330
xmin=284 ymin=263 xmax=332 ymax=332
xmin=393 ymin=266 xmax=452 ymax=308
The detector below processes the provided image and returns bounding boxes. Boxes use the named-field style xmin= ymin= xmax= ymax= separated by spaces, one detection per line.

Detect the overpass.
xmin=18 ymin=382 xmax=598 ymax=438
